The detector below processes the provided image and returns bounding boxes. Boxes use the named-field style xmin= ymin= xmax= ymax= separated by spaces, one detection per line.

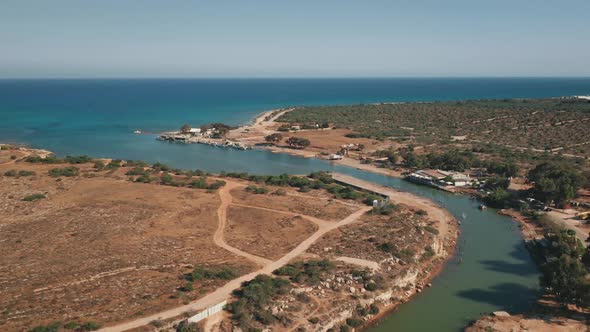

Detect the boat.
xmin=133 ymin=130 xmax=142 ymax=134
xmin=478 ymin=205 xmax=487 ymax=210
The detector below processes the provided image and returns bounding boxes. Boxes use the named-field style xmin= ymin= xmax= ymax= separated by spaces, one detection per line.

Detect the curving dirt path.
xmin=214 ymin=182 xmax=273 ymax=266
xmin=98 ymin=182 xmax=371 ymax=332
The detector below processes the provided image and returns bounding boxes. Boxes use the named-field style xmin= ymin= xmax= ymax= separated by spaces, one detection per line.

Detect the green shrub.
xmin=78 ymin=321 xmax=101 ymax=331
xmin=29 ymin=321 xmax=61 ymax=332
xmin=135 ymin=174 xmax=152 ymax=183
xmin=273 ymin=259 xmax=334 ymax=286
xmin=175 ymin=320 xmax=202 ymax=332
xmin=423 ymin=246 xmax=436 ymax=259
xmin=346 ymin=317 xmax=363 ymax=327
xmin=49 ymin=166 xmax=79 ymax=177
xmin=18 ymin=170 xmax=36 ymax=176
xmin=424 ymin=225 xmax=439 ymax=235
xmin=63 ymin=322 xmax=79 ymax=330
xmin=369 ymin=303 xmax=380 ymax=315
xmin=64 ymin=155 xmax=92 ymax=164
xmin=25 ymin=156 xmax=64 ymax=164
xmin=125 ymin=167 xmax=149 ymax=176
xmin=3 ymin=169 xmax=17 ymax=177
xmin=189 ymin=266 xmax=236 ymax=281
xmin=245 ymin=185 xmax=268 ymax=194
xmin=23 ymin=193 xmax=46 ymax=202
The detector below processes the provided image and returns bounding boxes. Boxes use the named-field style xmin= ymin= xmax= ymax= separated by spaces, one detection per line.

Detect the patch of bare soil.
xmin=0 ymin=163 xmax=256 ymax=331
xmin=465 ymin=314 xmax=588 ymax=332
xmin=229 ymin=187 xmax=359 ymax=221
xmin=224 ymin=206 xmax=318 ymax=260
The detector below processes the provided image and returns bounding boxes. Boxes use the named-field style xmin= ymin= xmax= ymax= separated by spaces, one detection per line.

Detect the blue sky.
xmin=1 ymin=0 xmax=589 ymax=78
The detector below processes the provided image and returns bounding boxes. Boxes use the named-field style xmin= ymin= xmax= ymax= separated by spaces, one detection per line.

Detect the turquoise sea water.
xmin=1 ymin=78 xmax=589 ymax=331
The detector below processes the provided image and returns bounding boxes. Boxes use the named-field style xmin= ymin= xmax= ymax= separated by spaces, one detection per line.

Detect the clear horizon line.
xmin=2 ymin=75 xmax=590 ymax=81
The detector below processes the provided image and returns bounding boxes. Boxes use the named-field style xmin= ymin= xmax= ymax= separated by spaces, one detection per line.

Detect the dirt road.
xmin=214 ymin=182 xmax=273 ymax=266
xmin=98 ymin=182 xmax=370 ymax=332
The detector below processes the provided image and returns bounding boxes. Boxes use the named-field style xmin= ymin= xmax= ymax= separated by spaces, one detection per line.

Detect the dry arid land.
xmin=0 ymin=145 xmax=457 ymax=332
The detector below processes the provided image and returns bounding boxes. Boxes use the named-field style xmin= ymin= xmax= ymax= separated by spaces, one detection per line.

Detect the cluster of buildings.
xmin=405 ymin=169 xmax=473 ymax=188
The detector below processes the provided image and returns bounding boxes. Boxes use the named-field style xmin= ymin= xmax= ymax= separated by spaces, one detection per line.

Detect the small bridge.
xmin=332 ymin=173 xmax=390 ymax=200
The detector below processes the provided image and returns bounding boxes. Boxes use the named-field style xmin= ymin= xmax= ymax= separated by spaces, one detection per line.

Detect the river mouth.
xmin=2 ymin=78 xmax=565 ymax=331
xmin=57 ymin=140 xmax=541 ymax=331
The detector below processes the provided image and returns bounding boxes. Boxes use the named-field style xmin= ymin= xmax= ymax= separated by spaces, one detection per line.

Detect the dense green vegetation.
xmin=285 ymin=136 xmax=311 ymax=149
xmin=3 ymin=169 xmax=35 ymax=177
xmin=264 ymin=133 xmax=283 ymax=144
xmin=535 ymin=229 xmax=590 ymax=307
xmin=226 ymin=275 xmax=292 ymax=329
xmin=528 ymin=162 xmax=585 ymax=205
xmin=279 ymin=99 xmax=590 ymax=156
xmin=186 ymin=266 xmax=236 ymax=281
xmin=273 ymin=259 xmax=334 ymax=285
xmin=48 ymin=166 xmax=79 ymax=177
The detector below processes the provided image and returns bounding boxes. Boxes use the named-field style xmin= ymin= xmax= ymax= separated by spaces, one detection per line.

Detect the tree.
xmin=485 ymin=188 xmax=512 ymax=208
xmin=540 ymin=254 xmax=589 ymax=307
xmin=528 ymin=162 xmax=583 ymax=205
xmin=286 ymin=137 xmax=310 ymax=149
xmin=180 ymin=124 xmax=191 ymax=134
xmin=264 ymin=133 xmax=283 ymax=144
xmin=484 ymin=177 xmax=510 ymax=190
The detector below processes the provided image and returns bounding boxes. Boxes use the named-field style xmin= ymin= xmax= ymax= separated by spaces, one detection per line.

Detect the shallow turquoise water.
xmin=2 ymin=78 xmax=583 ymax=331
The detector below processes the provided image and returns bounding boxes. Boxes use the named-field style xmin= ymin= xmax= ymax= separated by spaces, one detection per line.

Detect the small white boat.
xmin=133 ymin=130 xmax=142 ymax=134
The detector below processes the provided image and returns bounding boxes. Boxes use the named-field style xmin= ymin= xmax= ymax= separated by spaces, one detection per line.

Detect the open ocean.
xmin=1 ymin=78 xmax=589 ymax=172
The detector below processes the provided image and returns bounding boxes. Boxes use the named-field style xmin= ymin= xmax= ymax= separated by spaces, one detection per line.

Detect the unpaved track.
xmin=214 ymin=182 xmax=273 ymax=266
xmin=98 ymin=182 xmax=370 ymax=332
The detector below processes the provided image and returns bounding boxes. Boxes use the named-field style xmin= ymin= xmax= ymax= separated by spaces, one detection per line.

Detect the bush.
xmin=369 ymin=303 xmax=380 ymax=315
xmin=176 ymin=320 xmax=202 ymax=332
xmin=25 ymin=156 xmax=64 ymax=164
xmin=245 ymin=185 xmax=268 ymax=194
xmin=63 ymin=322 xmax=79 ymax=330
xmin=424 ymin=225 xmax=439 ymax=235
xmin=415 ymin=209 xmax=428 ymax=216
xmin=189 ymin=266 xmax=236 ymax=281
xmin=49 ymin=166 xmax=79 ymax=177
xmin=423 ymin=246 xmax=436 ymax=259
xmin=273 ymin=259 xmax=334 ymax=286
xmin=3 ymin=169 xmax=17 ymax=177
xmin=19 ymin=170 xmax=36 ymax=176
xmin=181 ymin=281 xmax=194 ymax=292
xmin=29 ymin=322 xmax=62 ymax=332
xmin=23 ymin=193 xmax=46 ymax=202
xmin=78 ymin=321 xmax=101 ymax=331
xmin=346 ymin=317 xmax=363 ymax=327
xmin=64 ymin=155 xmax=92 ymax=164
xmin=150 ymin=319 xmax=165 ymax=328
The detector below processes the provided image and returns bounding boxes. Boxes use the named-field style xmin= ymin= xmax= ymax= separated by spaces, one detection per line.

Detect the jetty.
xmin=157 ymin=133 xmax=251 ymax=150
